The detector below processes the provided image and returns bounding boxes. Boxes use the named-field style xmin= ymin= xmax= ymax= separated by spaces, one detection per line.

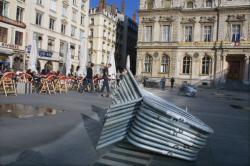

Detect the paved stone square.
xmin=0 ymin=88 xmax=249 ymax=166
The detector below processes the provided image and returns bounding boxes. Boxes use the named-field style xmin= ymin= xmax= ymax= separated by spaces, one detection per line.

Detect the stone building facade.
xmin=1 ymin=0 xmax=89 ymax=74
xmin=88 ymin=4 xmax=118 ymax=73
xmin=0 ymin=0 xmax=26 ymax=71
xmin=26 ymin=0 xmax=89 ymax=73
xmin=137 ymin=0 xmax=250 ymax=87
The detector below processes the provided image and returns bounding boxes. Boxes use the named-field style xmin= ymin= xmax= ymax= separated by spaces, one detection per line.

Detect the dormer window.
xmin=186 ymin=1 xmax=194 ymax=9
xmin=206 ymin=0 xmax=212 ymax=8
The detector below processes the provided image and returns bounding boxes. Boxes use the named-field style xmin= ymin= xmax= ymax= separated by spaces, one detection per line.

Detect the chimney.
xmin=121 ymin=0 xmax=126 ymax=14
xmin=132 ymin=10 xmax=137 ymax=22
xmin=98 ymin=0 xmax=106 ymax=12
xmin=111 ymin=4 xmax=117 ymax=15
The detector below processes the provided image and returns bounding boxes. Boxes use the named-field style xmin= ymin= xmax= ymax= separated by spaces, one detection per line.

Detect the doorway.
xmin=226 ymin=55 xmax=244 ymax=80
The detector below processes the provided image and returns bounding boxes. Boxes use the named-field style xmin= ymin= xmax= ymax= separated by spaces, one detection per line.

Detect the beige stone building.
xmin=88 ymin=2 xmax=118 ymax=73
xmin=25 ymin=0 xmax=89 ymax=73
xmin=0 ymin=0 xmax=26 ymax=71
xmin=137 ymin=0 xmax=250 ymax=87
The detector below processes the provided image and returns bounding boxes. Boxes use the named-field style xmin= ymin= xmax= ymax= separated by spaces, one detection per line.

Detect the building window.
xmin=90 ymin=18 xmax=94 ymax=25
xmin=47 ymin=38 xmax=55 ymax=51
xmin=81 ymin=0 xmax=85 ymax=10
xmin=0 ymin=27 xmax=8 ymax=43
xmin=160 ymin=55 xmax=170 ymax=73
xmin=205 ymin=0 xmax=212 ymax=7
xmin=34 ymin=33 xmax=42 ymax=49
xmin=162 ymin=0 xmax=171 ymax=8
xmin=62 ymin=5 xmax=67 ymax=17
xmin=147 ymin=0 xmax=154 ymax=9
xmin=70 ymin=44 xmax=75 ymax=59
xmin=231 ymin=24 xmax=241 ymax=42
xmin=61 ymin=23 xmax=66 ymax=34
xmin=16 ymin=6 xmax=24 ymax=21
xmin=184 ymin=26 xmax=193 ymax=42
xmin=204 ymin=26 xmax=212 ymax=42
xmin=79 ymin=30 xmax=84 ymax=40
xmin=49 ymin=18 xmax=55 ymax=30
xmin=50 ymin=0 xmax=57 ymax=12
xmin=202 ymin=56 xmax=211 ymax=75
xmin=80 ymin=14 xmax=85 ymax=25
xmin=36 ymin=0 xmax=43 ymax=5
xmin=144 ymin=26 xmax=152 ymax=42
xmin=186 ymin=1 xmax=194 ymax=8
xmin=90 ymin=29 xmax=93 ymax=37
xmin=0 ymin=0 xmax=9 ymax=17
xmin=73 ymin=0 xmax=77 ymax=6
xmin=35 ymin=12 xmax=42 ymax=26
xmin=59 ymin=42 xmax=66 ymax=57
xmin=72 ymin=9 xmax=77 ymax=22
xmin=15 ymin=31 xmax=23 ymax=46
xmin=182 ymin=56 xmax=192 ymax=74
xmin=71 ymin=26 xmax=76 ymax=37
xmin=162 ymin=25 xmax=170 ymax=42
xmin=144 ymin=54 xmax=153 ymax=72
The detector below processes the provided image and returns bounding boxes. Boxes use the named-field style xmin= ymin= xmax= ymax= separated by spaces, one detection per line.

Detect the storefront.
xmin=0 ymin=46 xmax=13 ymax=72
xmin=0 ymin=42 xmax=25 ymax=72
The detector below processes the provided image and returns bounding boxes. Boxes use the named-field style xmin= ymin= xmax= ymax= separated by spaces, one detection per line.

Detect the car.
xmin=178 ymin=85 xmax=197 ymax=97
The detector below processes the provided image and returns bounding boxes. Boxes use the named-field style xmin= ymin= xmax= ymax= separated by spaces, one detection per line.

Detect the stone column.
xmin=243 ymin=54 xmax=250 ymax=84
xmin=9 ymin=56 xmax=14 ymax=69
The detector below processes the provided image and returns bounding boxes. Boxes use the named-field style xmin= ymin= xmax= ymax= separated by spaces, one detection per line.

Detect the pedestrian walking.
xmin=85 ymin=63 xmax=94 ymax=92
xmin=160 ymin=76 xmax=166 ymax=90
xmin=101 ymin=63 xmax=111 ymax=97
xmin=170 ymin=77 xmax=175 ymax=89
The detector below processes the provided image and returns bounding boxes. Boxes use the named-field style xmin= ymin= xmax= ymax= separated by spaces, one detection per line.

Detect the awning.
xmin=0 ymin=47 xmax=14 ymax=55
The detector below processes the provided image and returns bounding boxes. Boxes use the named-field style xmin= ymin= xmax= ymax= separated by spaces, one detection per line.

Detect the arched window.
xmin=160 ymin=55 xmax=170 ymax=73
xmin=206 ymin=0 xmax=212 ymax=7
xmin=144 ymin=54 xmax=153 ymax=72
xmin=202 ymin=56 xmax=212 ymax=75
xmin=186 ymin=1 xmax=194 ymax=8
xmin=147 ymin=0 xmax=154 ymax=9
xmin=182 ymin=56 xmax=192 ymax=74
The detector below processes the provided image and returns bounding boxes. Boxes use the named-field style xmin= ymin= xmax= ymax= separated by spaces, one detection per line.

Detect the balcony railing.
xmin=0 ymin=15 xmax=26 ymax=28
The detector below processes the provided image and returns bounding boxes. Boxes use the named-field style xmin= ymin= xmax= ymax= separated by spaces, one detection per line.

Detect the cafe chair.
xmin=0 ymin=72 xmax=17 ymax=96
xmin=39 ymin=75 xmax=56 ymax=95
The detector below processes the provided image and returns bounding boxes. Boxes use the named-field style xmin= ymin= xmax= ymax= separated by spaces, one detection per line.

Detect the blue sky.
xmin=90 ymin=0 xmax=139 ymax=19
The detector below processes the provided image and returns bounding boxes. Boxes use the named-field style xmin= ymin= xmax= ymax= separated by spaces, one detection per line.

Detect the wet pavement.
xmin=0 ymin=104 xmax=64 ymax=119
xmin=0 ymin=88 xmax=249 ymax=166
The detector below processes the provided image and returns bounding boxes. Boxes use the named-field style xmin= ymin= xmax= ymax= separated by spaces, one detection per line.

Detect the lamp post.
xmin=213 ymin=1 xmax=222 ymax=87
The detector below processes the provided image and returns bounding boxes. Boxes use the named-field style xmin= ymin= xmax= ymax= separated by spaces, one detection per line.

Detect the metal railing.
xmin=92 ymin=69 xmax=213 ymax=161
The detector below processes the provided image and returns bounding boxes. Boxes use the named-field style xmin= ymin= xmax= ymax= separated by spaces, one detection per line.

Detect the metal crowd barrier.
xmin=94 ymin=70 xmax=213 ymax=161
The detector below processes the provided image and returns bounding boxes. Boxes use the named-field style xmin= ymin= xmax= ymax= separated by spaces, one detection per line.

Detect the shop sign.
xmin=39 ymin=50 xmax=53 ymax=58
xmin=0 ymin=42 xmax=19 ymax=50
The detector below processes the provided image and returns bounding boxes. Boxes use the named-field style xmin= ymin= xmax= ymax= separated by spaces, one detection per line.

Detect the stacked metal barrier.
xmin=95 ymin=70 xmax=213 ymax=161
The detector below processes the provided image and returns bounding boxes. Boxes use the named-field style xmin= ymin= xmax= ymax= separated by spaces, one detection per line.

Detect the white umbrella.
xmin=28 ymin=40 xmax=38 ymax=72
xmin=66 ymin=43 xmax=72 ymax=76
xmin=108 ymin=49 xmax=116 ymax=79
xmin=126 ymin=55 xmax=130 ymax=70
xmin=78 ymin=35 xmax=88 ymax=76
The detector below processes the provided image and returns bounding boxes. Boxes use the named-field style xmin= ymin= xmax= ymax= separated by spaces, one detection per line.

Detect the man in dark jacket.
xmin=101 ymin=63 xmax=111 ymax=97
xmin=85 ymin=63 xmax=94 ymax=92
